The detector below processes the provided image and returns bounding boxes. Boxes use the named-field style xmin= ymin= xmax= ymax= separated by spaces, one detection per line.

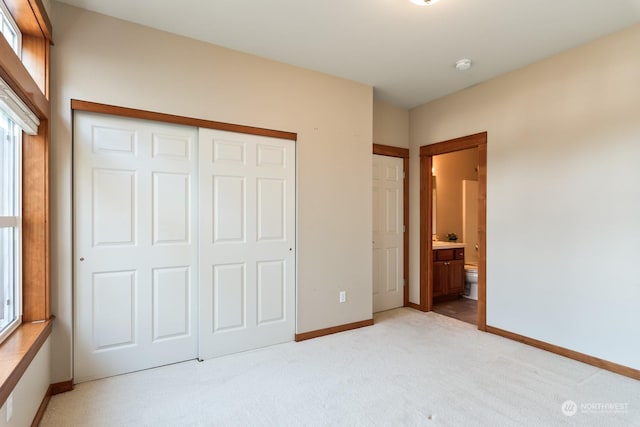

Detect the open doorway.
xmin=430 ymin=148 xmax=479 ymax=325
xmin=419 ymin=133 xmax=487 ymax=331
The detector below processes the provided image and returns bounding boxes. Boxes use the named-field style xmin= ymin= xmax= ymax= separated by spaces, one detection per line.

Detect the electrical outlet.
xmin=339 ymin=291 xmax=346 ymax=303
xmin=6 ymin=392 xmax=13 ymax=422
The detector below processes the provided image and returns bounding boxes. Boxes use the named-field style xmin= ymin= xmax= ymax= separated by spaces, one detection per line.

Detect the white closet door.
xmin=74 ymin=112 xmax=198 ymax=382
xmin=372 ymin=154 xmax=404 ymax=312
xmin=198 ymin=129 xmax=295 ymax=360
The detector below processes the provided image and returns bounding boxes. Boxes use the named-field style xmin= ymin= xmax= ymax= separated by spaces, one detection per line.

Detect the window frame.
xmin=0 ymin=0 xmax=20 ymax=55
xmin=0 ymin=0 xmax=52 ymax=410
xmin=0 ymin=114 xmax=22 ymax=343
xmin=0 ymin=0 xmax=38 ymax=344
xmin=0 ymin=0 xmax=51 ymax=325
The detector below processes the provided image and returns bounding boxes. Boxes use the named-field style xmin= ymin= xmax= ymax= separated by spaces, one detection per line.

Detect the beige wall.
xmin=41 ymin=0 xmax=51 ymax=15
xmin=409 ymin=24 xmax=640 ymax=369
xmin=373 ymin=99 xmax=409 ymax=149
xmin=0 ymin=339 xmax=50 ymax=427
xmin=433 ymin=148 xmax=478 ymax=242
xmin=50 ymin=2 xmax=373 ymax=382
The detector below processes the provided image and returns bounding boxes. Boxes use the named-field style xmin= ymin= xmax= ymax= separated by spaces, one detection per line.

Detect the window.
xmin=0 ymin=0 xmax=20 ymax=55
xmin=0 ymin=69 xmax=38 ymax=343
xmin=0 ymin=0 xmax=23 ymax=343
xmin=0 ymin=0 xmax=52 ymax=402
xmin=0 ymin=110 xmax=21 ymax=342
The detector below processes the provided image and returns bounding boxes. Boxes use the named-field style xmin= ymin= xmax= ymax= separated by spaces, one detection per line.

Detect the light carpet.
xmin=41 ymin=308 xmax=639 ymax=426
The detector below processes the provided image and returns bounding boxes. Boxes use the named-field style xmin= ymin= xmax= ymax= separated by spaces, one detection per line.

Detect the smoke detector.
xmin=410 ymin=0 xmax=441 ymax=5
xmin=455 ymin=59 xmax=472 ymax=71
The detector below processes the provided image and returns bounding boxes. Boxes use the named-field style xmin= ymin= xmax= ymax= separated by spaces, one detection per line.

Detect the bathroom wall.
xmin=409 ymin=23 xmax=640 ymax=369
xmin=462 ymin=180 xmax=479 ymax=265
xmin=432 ymin=149 xmax=478 ymax=241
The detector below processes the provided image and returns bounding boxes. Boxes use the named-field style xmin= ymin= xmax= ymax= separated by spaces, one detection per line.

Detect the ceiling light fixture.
xmin=455 ymin=58 xmax=472 ymax=71
xmin=410 ymin=0 xmax=441 ymax=6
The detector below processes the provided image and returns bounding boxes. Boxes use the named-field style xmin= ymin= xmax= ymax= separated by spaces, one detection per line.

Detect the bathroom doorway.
xmin=419 ymin=132 xmax=487 ymax=330
xmin=430 ymin=148 xmax=479 ymax=325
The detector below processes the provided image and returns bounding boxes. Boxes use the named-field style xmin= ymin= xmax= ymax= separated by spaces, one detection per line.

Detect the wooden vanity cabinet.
xmin=432 ymin=248 xmax=465 ymax=298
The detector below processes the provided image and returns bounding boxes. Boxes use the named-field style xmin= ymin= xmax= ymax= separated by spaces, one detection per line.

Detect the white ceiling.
xmin=56 ymin=0 xmax=640 ymax=109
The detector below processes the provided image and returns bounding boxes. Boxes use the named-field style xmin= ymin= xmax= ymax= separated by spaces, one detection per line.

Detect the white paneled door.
xmin=74 ymin=112 xmax=198 ymax=382
xmin=198 ymin=129 xmax=296 ymax=360
xmin=372 ymin=154 xmax=404 ymax=313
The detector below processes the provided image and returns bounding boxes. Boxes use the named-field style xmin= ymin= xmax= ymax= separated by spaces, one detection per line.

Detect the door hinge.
xmin=403 ymin=171 xmax=405 ymax=179
xmin=403 ymin=225 xmax=406 ymax=233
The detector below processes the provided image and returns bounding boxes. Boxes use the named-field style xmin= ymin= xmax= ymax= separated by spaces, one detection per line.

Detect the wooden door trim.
xmin=71 ymin=99 xmax=298 ymax=141
xmin=419 ymin=132 xmax=487 ymax=331
xmin=372 ymin=144 xmax=409 ymax=306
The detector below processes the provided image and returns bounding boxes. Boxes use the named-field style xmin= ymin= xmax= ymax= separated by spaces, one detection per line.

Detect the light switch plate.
xmin=339 ymin=291 xmax=346 ymax=303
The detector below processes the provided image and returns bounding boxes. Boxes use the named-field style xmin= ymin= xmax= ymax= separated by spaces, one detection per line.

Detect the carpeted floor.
xmin=41 ymin=308 xmax=639 ymax=426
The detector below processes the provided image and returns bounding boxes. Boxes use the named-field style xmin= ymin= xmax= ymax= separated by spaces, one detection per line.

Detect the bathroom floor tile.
xmin=432 ymin=297 xmax=478 ymax=325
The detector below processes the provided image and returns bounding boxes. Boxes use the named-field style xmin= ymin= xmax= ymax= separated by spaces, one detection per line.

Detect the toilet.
xmin=463 ymin=264 xmax=478 ymax=300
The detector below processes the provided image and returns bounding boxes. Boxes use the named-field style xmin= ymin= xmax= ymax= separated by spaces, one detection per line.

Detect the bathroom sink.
xmin=432 ymin=241 xmax=466 ymax=249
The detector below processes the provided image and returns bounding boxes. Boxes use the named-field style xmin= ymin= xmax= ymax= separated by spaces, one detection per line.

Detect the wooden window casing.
xmin=0 ymin=0 xmax=51 ymax=408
